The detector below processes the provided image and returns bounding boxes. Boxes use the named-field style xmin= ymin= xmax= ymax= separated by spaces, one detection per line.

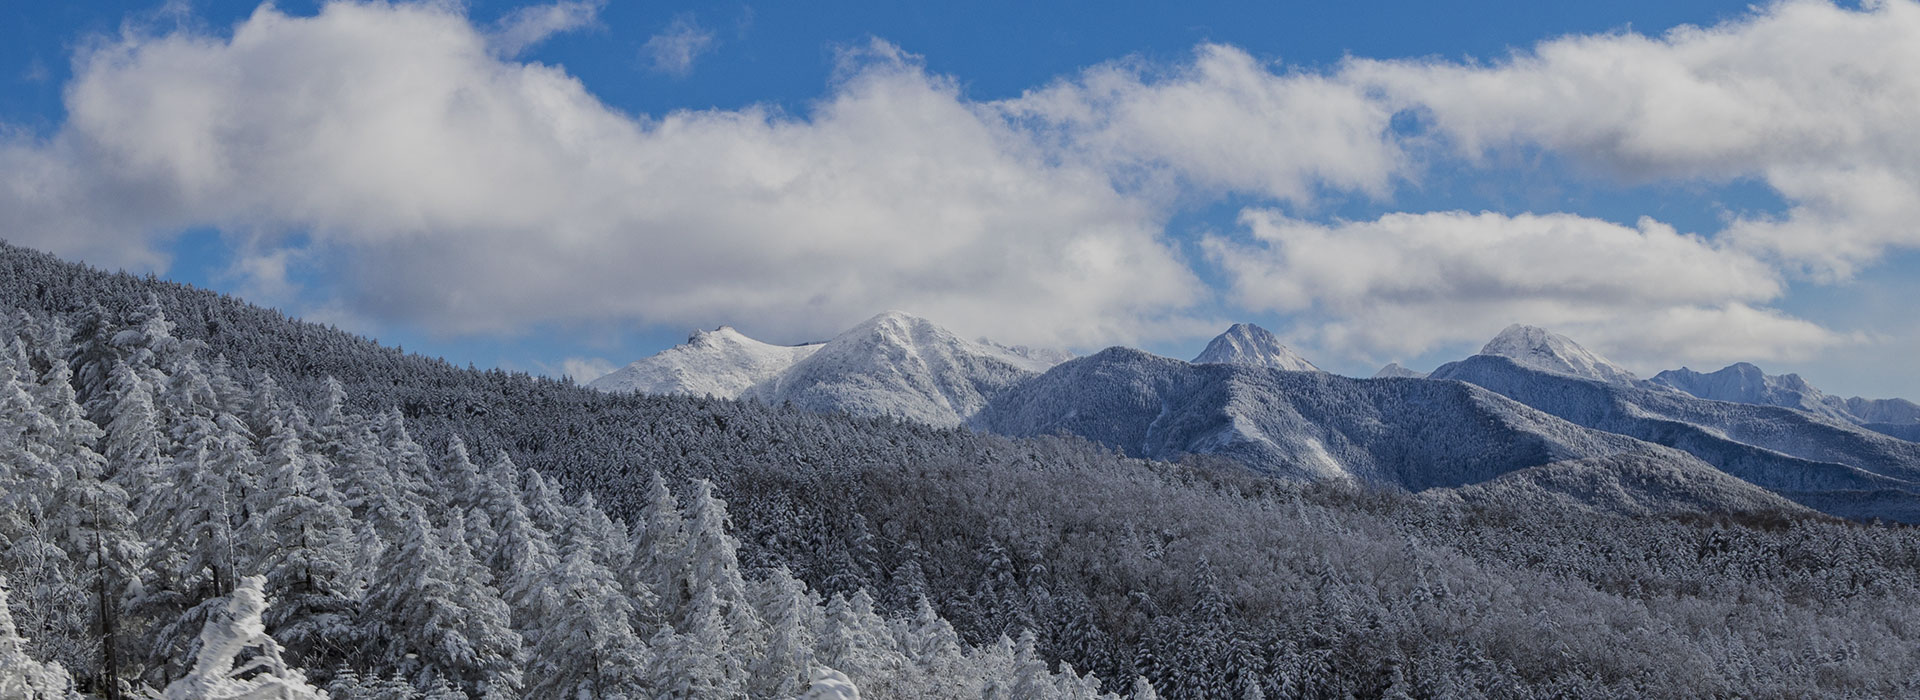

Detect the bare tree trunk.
xmin=95 ymin=525 xmax=123 ymax=700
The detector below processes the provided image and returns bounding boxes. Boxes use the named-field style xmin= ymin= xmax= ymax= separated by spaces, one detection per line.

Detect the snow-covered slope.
xmin=740 ymin=311 xmax=1061 ymax=427
xmin=1436 ymin=452 xmax=1813 ymax=519
xmin=1191 ymin=323 xmax=1321 ymax=372
xmin=1479 ymin=324 xmax=1641 ymax=385
xmin=1374 ymin=363 xmax=1427 ymax=379
xmin=1431 ymin=352 xmax=1920 ymax=521
xmin=588 ymin=326 xmax=822 ymax=398
xmin=973 ymin=348 xmax=1773 ymax=513
xmin=1653 ymin=362 xmax=1920 ymax=432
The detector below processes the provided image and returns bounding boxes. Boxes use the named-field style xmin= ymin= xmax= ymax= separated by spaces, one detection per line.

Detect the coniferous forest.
xmin=7 ymin=239 xmax=1920 ymax=699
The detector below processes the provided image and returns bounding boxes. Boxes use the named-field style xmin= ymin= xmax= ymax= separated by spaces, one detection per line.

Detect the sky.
xmin=3 ymin=0 xmax=1918 ymax=399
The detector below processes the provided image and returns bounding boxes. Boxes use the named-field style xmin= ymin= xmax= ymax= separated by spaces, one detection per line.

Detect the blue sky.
xmin=3 ymin=0 xmax=1917 ymax=399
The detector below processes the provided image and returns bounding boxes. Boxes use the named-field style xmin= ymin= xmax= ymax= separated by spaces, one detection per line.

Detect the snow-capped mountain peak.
xmin=1374 ymin=362 xmax=1427 ymax=379
xmin=744 ymin=310 xmax=1064 ymax=426
xmin=587 ymin=325 xmax=822 ymax=399
xmin=1192 ymin=323 xmax=1321 ymax=372
xmin=590 ymin=311 xmax=1069 ymax=426
xmin=1478 ymin=324 xmax=1638 ymax=385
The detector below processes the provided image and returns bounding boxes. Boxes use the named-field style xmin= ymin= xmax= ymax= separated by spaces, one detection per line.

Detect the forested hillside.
xmin=9 ymin=240 xmax=1920 ymax=698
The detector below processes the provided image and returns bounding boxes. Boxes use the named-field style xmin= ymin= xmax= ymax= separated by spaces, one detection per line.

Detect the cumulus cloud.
xmin=643 ymin=15 xmax=713 ymax=76
xmin=1002 ymin=44 xmax=1404 ymax=204
xmin=0 ymin=3 xmax=1205 ymax=348
xmin=2 ymin=0 xmax=1915 ymax=368
xmin=489 ymin=1 xmax=602 ymax=57
xmin=1349 ymin=0 xmax=1920 ymax=279
xmin=1208 ymin=209 xmax=1851 ymax=367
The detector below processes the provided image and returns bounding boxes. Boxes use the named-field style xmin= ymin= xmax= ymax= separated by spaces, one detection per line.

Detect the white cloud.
xmin=489 ymin=1 xmax=602 ymax=57
xmin=0 ymin=4 xmax=1206 ymax=349
xmin=1208 ymin=209 xmax=1851 ymax=368
xmin=4 ymin=0 xmax=1916 ymax=370
xmin=643 ymin=15 xmax=713 ymax=77
xmin=1002 ymin=44 xmax=1404 ymax=204
xmin=1347 ymin=0 xmax=1920 ymax=279
xmin=560 ymin=356 xmax=616 ymax=382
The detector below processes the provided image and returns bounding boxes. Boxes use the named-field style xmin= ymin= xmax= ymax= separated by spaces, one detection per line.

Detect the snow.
xmin=1437 ymin=451 xmax=1810 ymax=519
xmin=590 ymin=311 xmax=1069 ymax=427
xmin=165 ymin=576 xmax=325 ymax=700
xmin=1654 ymin=362 xmax=1920 ymax=427
xmin=798 ymin=667 xmax=860 ymax=699
xmin=1431 ymin=352 xmax=1920 ymax=521
xmin=1191 ymin=323 xmax=1321 ymax=372
xmin=1478 ymin=324 xmax=1640 ymax=385
xmin=974 ymin=346 xmax=1746 ymax=501
xmin=588 ymin=326 xmax=823 ymax=398
xmin=744 ymin=311 xmax=1062 ymax=427
xmin=1373 ymin=362 xmax=1426 ymax=379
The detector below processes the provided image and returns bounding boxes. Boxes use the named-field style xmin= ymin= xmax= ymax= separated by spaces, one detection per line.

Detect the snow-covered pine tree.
xmin=633 ymin=471 xmax=689 ymax=625
xmin=472 ymin=452 xmax=560 ymax=638
xmin=749 ymin=567 xmax=818 ymax=698
xmin=361 ymin=505 xmax=522 ymax=698
xmin=522 ymin=517 xmax=650 ymax=699
xmin=245 ymin=415 xmax=361 ymax=673
xmin=682 ymin=480 xmax=764 ymax=652
xmin=0 ymin=341 xmax=72 ymax=648
xmin=36 ymin=356 xmax=144 ymax=698
xmin=648 ymin=586 xmax=746 ymax=699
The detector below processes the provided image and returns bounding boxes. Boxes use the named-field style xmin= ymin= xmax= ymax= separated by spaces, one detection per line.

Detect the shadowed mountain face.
xmin=972 ymin=348 xmax=1794 ymax=516
xmin=1433 ymin=353 xmax=1920 ymax=521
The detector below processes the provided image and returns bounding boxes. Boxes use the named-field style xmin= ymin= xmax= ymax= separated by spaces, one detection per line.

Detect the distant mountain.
xmin=1650 ymin=362 xmax=1852 ymax=422
xmin=1846 ymin=397 xmax=1920 ymax=425
xmin=1432 ymin=331 xmax=1920 ymax=521
xmin=1480 ymin=323 xmax=1642 ymax=385
xmin=1191 ymin=323 xmax=1321 ymax=372
xmin=1374 ymin=362 xmax=1426 ymax=379
xmin=973 ymin=347 xmax=1788 ymax=516
xmin=591 ymin=311 xmax=1064 ymax=427
xmin=1652 ymin=362 xmax=1920 ymax=435
xmin=588 ymin=326 xmax=821 ymax=398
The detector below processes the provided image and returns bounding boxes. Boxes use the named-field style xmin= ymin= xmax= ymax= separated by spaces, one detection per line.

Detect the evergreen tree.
xmin=39 ymin=357 xmax=143 ymax=698
xmin=633 ymin=472 xmax=689 ymax=624
xmin=522 ymin=521 xmax=650 ymax=699
xmin=245 ymin=416 xmax=361 ymax=672
xmin=362 ymin=506 xmax=523 ymax=698
xmin=749 ymin=567 xmax=818 ymax=698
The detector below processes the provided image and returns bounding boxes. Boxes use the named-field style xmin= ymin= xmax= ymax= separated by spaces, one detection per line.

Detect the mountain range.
xmin=1652 ymin=362 xmax=1920 ymax=436
xmin=591 ymin=311 xmax=1062 ymax=427
xmin=592 ymin=315 xmax=1919 ymax=522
